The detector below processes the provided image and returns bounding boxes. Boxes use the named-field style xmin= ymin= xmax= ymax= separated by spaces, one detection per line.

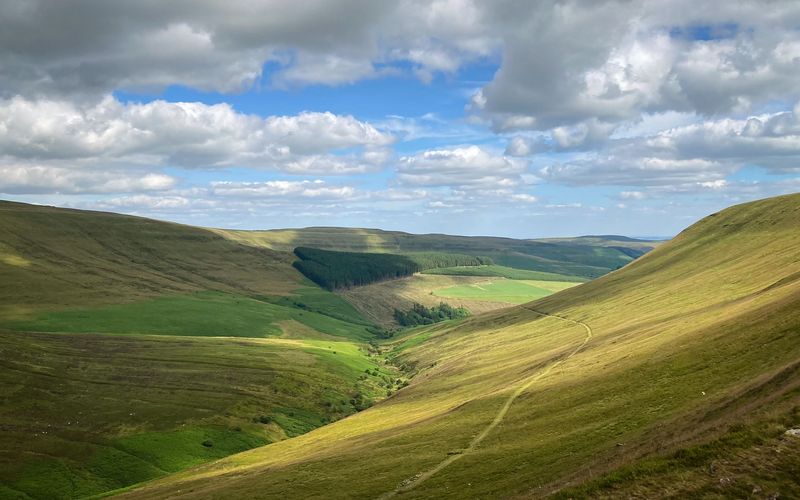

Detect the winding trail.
xmin=378 ymin=309 xmax=593 ymax=499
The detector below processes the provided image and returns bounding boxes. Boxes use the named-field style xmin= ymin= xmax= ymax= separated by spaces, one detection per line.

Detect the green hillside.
xmin=0 ymin=201 xmax=402 ymax=498
xmin=212 ymin=227 xmax=658 ymax=279
xmin=121 ymin=193 xmax=800 ymax=499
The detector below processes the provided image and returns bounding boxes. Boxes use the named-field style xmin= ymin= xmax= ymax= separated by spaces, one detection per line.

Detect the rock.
xmin=784 ymin=428 xmax=800 ymax=437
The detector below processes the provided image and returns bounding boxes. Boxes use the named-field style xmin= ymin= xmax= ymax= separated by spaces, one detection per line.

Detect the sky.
xmin=1 ymin=1 xmax=800 ymax=238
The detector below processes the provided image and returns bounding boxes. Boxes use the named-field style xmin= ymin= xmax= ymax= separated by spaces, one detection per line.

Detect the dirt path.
xmin=378 ymin=309 xmax=593 ymax=499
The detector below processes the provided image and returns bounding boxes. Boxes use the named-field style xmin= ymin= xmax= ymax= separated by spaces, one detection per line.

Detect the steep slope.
xmin=122 ymin=193 xmax=800 ymax=499
xmin=212 ymin=227 xmax=657 ymax=279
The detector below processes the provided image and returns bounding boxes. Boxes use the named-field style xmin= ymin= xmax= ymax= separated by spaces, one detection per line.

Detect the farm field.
xmin=339 ymin=274 xmax=520 ymax=326
xmin=432 ymin=278 xmax=580 ymax=304
xmin=422 ymin=264 xmax=586 ymax=281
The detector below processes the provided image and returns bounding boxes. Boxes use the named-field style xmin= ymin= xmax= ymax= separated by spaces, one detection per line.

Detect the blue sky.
xmin=1 ymin=1 xmax=799 ymax=238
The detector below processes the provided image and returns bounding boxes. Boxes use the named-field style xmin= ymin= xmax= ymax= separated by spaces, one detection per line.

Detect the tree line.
xmin=393 ymin=302 xmax=470 ymax=327
xmin=292 ymin=247 xmax=492 ymax=290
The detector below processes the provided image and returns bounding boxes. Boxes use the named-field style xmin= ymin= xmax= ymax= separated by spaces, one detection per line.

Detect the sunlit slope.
xmin=213 ymin=227 xmax=656 ymax=279
xmin=122 ymin=193 xmax=800 ymax=499
xmin=0 ymin=200 xmax=299 ymax=317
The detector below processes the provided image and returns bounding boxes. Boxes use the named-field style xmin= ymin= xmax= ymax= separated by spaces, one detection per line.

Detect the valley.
xmin=114 ymin=193 xmax=800 ymax=499
xmin=0 ymin=199 xmax=622 ymax=498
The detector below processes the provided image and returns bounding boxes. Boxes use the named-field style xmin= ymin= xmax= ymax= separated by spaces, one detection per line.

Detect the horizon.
xmin=2 ymin=196 xmax=675 ymax=241
xmin=2 ymin=1 xmax=799 ymax=237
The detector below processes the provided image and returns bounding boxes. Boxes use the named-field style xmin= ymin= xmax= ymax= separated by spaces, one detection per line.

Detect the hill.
xmin=0 ymin=200 xmax=403 ymax=498
xmin=122 ymin=193 xmax=800 ymax=499
xmin=212 ymin=227 xmax=658 ymax=279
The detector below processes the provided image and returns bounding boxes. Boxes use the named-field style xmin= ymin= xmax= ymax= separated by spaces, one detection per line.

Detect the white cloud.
xmin=475 ymin=1 xmax=800 ymax=130
xmin=397 ymin=145 xmax=527 ymax=188
xmin=0 ymin=96 xmax=392 ymax=174
xmin=620 ymin=190 xmax=646 ymax=200
xmin=0 ymin=165 xmax=175 ymax=194
xmin=541 ymin=105 xmax=800 ymax=188
xmin=510 ymin=193 xmax=538 ymax=203
xmin=210 ymin=180 xmax=358 ymax=199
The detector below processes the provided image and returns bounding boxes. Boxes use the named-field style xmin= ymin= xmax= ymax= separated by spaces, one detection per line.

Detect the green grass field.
xmin=432 ymin=279 xmax=580 ymax=304
xmin=4 ymin=291 xmax=373 ymax=341
xmin=118 ymin=193 xmax=800 ymax=499
xmin=422 ymin=264 xmax=586 ymax=281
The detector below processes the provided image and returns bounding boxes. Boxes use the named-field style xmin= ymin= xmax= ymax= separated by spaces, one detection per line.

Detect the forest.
xmin=293 ymin=247 xmax=492 ymax=290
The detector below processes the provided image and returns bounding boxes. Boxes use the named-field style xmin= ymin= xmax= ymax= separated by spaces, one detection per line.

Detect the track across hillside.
xmin=379 ymin=309 xmax=593 ymax=498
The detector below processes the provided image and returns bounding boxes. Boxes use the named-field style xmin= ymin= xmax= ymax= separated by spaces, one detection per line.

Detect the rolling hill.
xmin=0 ymin=199 xmax=626 ymax=498
xmin=0 ymin=201 xmax=401 ymax=498
xmin=119 ymin=193 xmax=800 ymax=499
xmin=212 ymin=227 xmax=658 ymax=279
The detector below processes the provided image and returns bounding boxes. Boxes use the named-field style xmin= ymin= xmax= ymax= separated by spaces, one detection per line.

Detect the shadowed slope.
xmin=121 ymin=193 xmax=800 ymax=499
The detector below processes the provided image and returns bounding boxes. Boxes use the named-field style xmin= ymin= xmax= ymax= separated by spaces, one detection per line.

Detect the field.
xmin=422 ymin=264 xmax=586 ymax=281
xmin=120 ymin=194 xmax=800 ymax=499
xmin=432 ymin=279 xmax=580 ymax=304
xmin=339 ymin=274 xmax=522 ymax=326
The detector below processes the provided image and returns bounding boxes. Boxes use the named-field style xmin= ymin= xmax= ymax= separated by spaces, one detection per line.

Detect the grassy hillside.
xmin=0 ymin=200 xmax=403 ymax=498
xmin=213 ymin=227 xmax=657 ymax=279
xmin=122 ymin=193 xmax=800 ymax=499
xmin=0 ymin=200 xmax=299 ymax=316
xmin=0 ymin=331 xmax=398 ymax=499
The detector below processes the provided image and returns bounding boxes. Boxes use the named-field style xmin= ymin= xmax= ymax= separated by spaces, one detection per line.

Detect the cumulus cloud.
xmin=475 ymin=0 xmax=800 ymax=130
xmin=397 ymin=145 xmax=527 ymax=189
xmin=0 ymin=95 xmax=392 ymax=174
xmin=0 ymin=165 xmax=176 ymax=194
xmin=0 ymin=0 xmax=497 ymax=98
xmin=210 ymin=180 xmax=358 ymax=199
xmin=540 ymin=105 xmax=800 ymax=188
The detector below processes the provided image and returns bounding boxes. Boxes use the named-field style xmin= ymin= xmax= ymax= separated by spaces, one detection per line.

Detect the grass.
xmin=118 ymin=193 xmax=800 ymax=499
xmin=422 ymin=264 xmax=586 ymax=281
xmin=0 ymin=200 xmax=301 ymax=317
xmin=0 ymin=330 xmax=399 ymax=499
xmin=4 ymin=291 xmax=373 ymax=341
xmin=432 ymin=279 xmax=580 ymax=304
xmin=554 ymin=404 xmax=800 ymax=498
xmin=0 ymin=200 xmax=401 ymax=498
